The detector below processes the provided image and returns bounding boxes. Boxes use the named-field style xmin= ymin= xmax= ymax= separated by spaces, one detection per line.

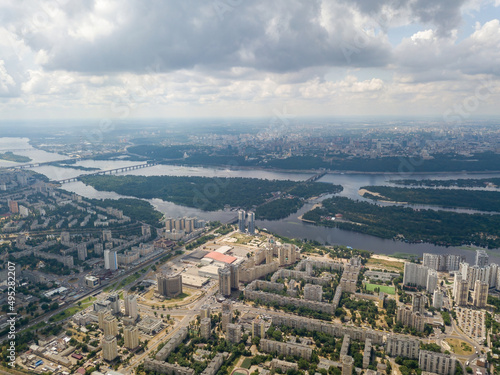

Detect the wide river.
xmin=3 ymin=138 xmax=500 ymax=263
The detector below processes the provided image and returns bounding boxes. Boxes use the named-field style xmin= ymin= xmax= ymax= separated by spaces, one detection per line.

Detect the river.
xmin=3 ymin=138 xmax=500 ymax=263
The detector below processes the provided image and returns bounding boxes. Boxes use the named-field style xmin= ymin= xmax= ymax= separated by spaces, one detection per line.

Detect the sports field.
xmin=365 ymin=283 xmax=395 ymax=295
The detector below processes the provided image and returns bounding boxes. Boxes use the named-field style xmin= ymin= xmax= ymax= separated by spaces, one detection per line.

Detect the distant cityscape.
xmin=0 ymin=127 xmax=500 ymax=375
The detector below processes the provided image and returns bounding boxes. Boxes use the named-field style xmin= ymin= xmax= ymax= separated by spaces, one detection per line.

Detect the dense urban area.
xmin=0 ymin=123 xmax=500 ymax=375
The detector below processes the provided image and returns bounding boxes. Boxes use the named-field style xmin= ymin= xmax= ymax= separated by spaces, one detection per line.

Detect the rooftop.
xmin=204 ymin=251 xmax=237 ymax=264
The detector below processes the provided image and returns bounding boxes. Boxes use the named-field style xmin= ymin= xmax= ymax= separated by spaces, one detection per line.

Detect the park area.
xmin=445 ymin=338 xmax=474 ymax=356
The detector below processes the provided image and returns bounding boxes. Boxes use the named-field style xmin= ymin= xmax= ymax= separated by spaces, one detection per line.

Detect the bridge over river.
xmin=54 ymin=162 xmax=158 ymax=184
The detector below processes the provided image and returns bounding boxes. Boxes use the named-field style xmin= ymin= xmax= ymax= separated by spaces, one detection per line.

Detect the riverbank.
xmin=301 ymin=196 xmax=500 ymax=249
xmin=157 ymin=160 xmax=500 ymax=176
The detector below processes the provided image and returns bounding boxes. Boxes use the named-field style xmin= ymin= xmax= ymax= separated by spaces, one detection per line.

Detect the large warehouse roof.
xmin=204 ymin=251 xmax=237 ymax=264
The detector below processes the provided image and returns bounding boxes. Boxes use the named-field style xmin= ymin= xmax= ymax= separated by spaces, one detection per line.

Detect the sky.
xmin=1 ymin=0 xmax=500 ymax=121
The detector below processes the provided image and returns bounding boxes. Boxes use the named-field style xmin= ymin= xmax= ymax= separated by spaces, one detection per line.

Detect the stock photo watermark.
xmin=7 ymin=261 xmax=17 ymax=368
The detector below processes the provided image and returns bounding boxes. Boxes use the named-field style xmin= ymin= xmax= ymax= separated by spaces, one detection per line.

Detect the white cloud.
xmin=0 ymin=60 xmax=15 ymax=95
xmin=0 ymin=0 xmax=499 ymax=119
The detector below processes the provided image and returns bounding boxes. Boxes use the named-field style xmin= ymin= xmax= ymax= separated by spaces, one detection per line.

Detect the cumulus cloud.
xmin=340 ymin=0 xmax=468 ymax=36
xmin=0 ymin=0 xmax=499 ymax=119
xmin=7 ymin=0 xmax=393 ymax=74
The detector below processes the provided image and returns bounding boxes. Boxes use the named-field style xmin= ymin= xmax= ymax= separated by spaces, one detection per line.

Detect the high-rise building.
xmin=304 ymin=284 xmax=323 ymax=302
xmin=164 ymin=218 xmax=173 ymax=231
xmin=218 ymin=266 xmax=232 ymax=297
xmin=252 ymin=318 xmax=266 ymax=338
xmin=8 ymin=200 xmax=18 ymax=214
xmin=124 ymin=326 xmax=139 ymax=350
xmin=98 ymin=309 xmax=111 ymax=329
xmin=397 ymin=306 xmax=425 ymax=332
xmin=102 ymin=229 xmax=112 ymax=242
xmin=445 ymin=254 xmax=466 ymax=271
xmin=141 ymin=224 xmax=151 ymax=237
xmin=423 ymin=253 xmax=441 ymax=271
xmin=419 ymin=350 xmax=456 ymax=375
xmin=423 ymin=253 xmax=465 ymax=271
xmin=433 ymin=290 xmax=443 ymax=310
xmin=104 ymin=249 xmax=118 ymax=271
xmin=473 ymin=280 xmax=488 ymax=308
xmin=230 ymin=263 xmax=240 ymax=291
xmin=221 ymin=311 xmax=232 ymax=331
xmin=489 ymin=263 xmax=498 ymax=288
xmin=200 ymin=317 xmax=211 ymax=339
xmin=247 ymin=212 xmax=255 ymax=235
xmin=77 ymin=243 xmax=87 ymax=261
xmin=200 ymin=304 xmax=211 ymax=319
xmin=385 ymin=334 xmax=420 ymax=359
xmin=453 ymin=272 xmax=463 ymax=298
xmin=222 ymin=300 xmax=232 ymax=314
xmin=226 ymin=323 xmax=242 ymax=344
xmin=426 ymin=269 xmax=438 ymax=293
xmin=412 ymin=293 xmax=425 ymax=314
xmin=455 ymin=279 xmax=469 ymax=306
xmin=61 ymin=231 xmax=70 ymax=245
xmin=238 ymin=210 xmax=246 ymax=232
xmin=103 ymin=315 xmax=118 ymax=336
xmin=107 ymin=293 xmax=120 ymax=314
xmin=476 ymin=249 xmax=489 ymax=267
xmin=403 ymin=262 xmax=429 ymax=288
xmin=102 ymin=335 xmax=118 ymax=361
xmin=465 ymin=265 xmax=490 ymax=290
xmin=157 ymin=274 xmax=183 ymax=298
xmin=342 ymin=355 xmax=354 ymax=375
xmin=124 ymin=294 xmax=138 ymax=319
xmin=94 ymin=243 xmax=104 ymax=255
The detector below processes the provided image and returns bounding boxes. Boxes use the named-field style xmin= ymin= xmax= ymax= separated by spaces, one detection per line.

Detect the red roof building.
xmin=204 ymin=252 xmax=237 ymax=264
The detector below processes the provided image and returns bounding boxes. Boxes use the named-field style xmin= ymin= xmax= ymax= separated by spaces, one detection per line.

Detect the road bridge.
xmin=305 ymin=171 xmax=327 ymax=182
xmin=54 ymin=162 xmax=158 ymax=184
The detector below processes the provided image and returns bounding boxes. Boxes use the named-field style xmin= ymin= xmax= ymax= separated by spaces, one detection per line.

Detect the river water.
xmin=3 ymin=138 xmax=500 ymax=263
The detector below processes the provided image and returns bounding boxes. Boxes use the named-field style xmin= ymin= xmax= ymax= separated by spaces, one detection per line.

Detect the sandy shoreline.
xmin=298 ymin=202 xmax=322 ymax=222
xmin=371 ymin=254 xmax=406 ymax=263
xmin=358 ymin=188 xmax=408 ymax=204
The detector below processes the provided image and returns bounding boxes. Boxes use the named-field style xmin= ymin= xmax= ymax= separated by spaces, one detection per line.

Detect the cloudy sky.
xmin=1 ymin=0 xmax=500 ymax=120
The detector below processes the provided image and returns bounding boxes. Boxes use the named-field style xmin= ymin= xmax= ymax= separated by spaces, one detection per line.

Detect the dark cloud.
xmin=14 ymin=0 xmax=392 ymax=74
xmin=342 ymin=0 xmax=468 ymax=36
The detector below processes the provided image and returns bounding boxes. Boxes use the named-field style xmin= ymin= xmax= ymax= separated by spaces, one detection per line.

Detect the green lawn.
xmin=49 ymin=297 xmax=96 ymax=323
xmin=241 ymin=358 xmax=252 ymax=369
xmin=365 ymin=283 xmax=396 ymax=295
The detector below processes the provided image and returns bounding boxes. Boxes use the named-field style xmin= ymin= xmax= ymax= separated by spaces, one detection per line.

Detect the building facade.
xmin=124 ymin=326 xmax=139 ymax=350
xmin=218 ymin=266 xmax=232 ymax=297
xmin=385 ymin=334 xmax=420 ymax=359
xmin=102 ymin=335 xmax=118 ymax=361
xmin=473 ymin=280 xmax=488 ymax=308
xmin=157 ymin=274 xmax=183 ymax=298
xmin=419 ymin=350 xmax=456 ymax=375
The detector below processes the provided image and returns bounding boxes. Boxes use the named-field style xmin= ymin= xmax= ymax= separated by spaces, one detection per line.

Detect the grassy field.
xmin=119 ymin=272 xmax=142 ymax=288
xmin=241 ymin=358 xmax=252 ymax=369
xmin=445 ymin=338 xmax=473 ymax=355
xmin=49 ymin=296 xmax=96 ymax=323
xmin=366 ymin=258 xmax=404 ymax=272
xmin=230 ymin=233 xmax=255 ymax=245
xmin=365 ymin=283 xmax=396 ymax=295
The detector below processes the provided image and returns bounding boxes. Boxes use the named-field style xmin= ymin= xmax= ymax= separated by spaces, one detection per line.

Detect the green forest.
xmin=391 ymin=177 xmax=500 ymax=188
xmin=302 ymin=196 xmax=500 ymax=248
xmin=80 ymin=175 xmax=342 ymax=212
xmin=86 ymin=198 xmax=163 ymax=226
xmin=0 ymin=151 xmax=31 ymax=163
xmin=360 ymin=185 xmax=500 ymax=212
xmin=255 ymin=198 xmax=304 ymax=220
xmin=129 ymin=145 xmax=500 ymax=172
